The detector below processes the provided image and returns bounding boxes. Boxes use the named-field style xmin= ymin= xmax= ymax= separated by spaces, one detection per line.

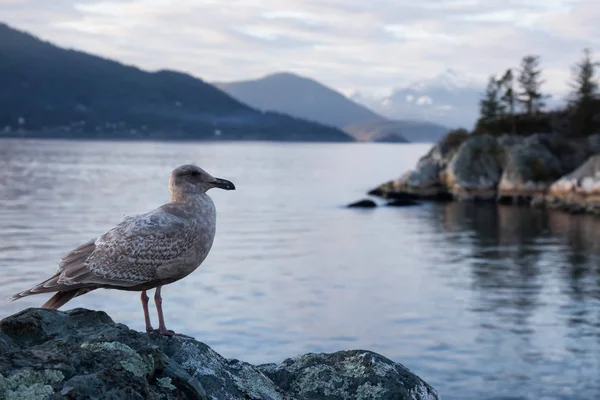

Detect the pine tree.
xmin=568 ymin=48 xmax=599 ymax=135
xmin=479 ymin=75 xmax=502 ymax=120
xmin=498 ymin=68 xmax=516 ymax=133
xmin=517 ymin=55 xmax=546 ymax=114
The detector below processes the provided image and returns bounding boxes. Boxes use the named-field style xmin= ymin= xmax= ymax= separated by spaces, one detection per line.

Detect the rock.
xmin=586 ymin=133 xmax=600 ymax=155
xmin=526 ymin=133 xmax=589 ymax=174
xmin=496 ymin=134 xmax=526 ymax=148
xmin=425 ymin=129 xmax=470 ymax=169
xmin=385 ymin=199 xmax=421 ymax=207
xmin=497 ymin=141 xmax=563 ymax=203
xmin=258 ymin=351 xmax=438 ymax=400
xmin=392 ymin=158 xmax=445 ymax=197
xmin=0 ymin=308 xmax=439 ymax=400
xmin=369 ymin=130 xmax=468 ymax=200
xmin=370 ymin=129 xmax=600 ymax=214
xmin=441 ymin=134 xmax=504 ymax=200
xmin=543 ymin=154 xmax=600 ymax=214
xmin=347 ymin=199 xmax=377 ymax=208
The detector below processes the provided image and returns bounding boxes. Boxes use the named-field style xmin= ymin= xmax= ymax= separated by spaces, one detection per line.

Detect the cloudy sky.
xmin=2 ymin=0 xmax=599 ymax=97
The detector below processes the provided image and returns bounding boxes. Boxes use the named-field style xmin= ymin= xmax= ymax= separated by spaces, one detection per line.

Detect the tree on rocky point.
xmin=498 ymin=68 xmax=516 ymax=133
xmin=479 ymin=75 xmax=503 ymax=120
xmin=568 ymin=48 xmax=600 ymax=135
xmin=517 ymin=55 xmax=547 ymax=114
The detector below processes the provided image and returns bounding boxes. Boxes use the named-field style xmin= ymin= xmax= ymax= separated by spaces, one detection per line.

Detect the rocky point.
xmin=0 ymin=308 xmax=439 ymax=400
xmin=369 ymin=130 xmax=600 ymax=215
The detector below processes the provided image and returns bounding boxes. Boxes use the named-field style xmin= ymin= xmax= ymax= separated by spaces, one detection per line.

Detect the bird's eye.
xmin=189 ymin=170 xmax=200 ymax=176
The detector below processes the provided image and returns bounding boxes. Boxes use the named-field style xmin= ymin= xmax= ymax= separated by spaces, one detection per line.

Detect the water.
xmin=0 ymin=138 xmax=599 ymax=400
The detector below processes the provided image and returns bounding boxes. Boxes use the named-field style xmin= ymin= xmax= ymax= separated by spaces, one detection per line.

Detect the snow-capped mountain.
xmin=351 ymin=69 xmax=484 ymax=129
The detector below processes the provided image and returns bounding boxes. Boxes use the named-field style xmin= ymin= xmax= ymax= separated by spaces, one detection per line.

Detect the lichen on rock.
xmin=0 ymin=369 xmax=64 ymax=400
xmin=259 ymin=350 xmax=439 ymax=400
xmin=81 ymin=341 xmax=154 ymax=378
xmin=1 ymin=308 xmax=439 ymax=400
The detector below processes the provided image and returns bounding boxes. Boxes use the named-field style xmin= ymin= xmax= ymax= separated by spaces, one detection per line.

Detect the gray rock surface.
xmin=371 ymin=130 xmax=468 ymax=199
xmin=0 ymin=308 xmax=439 ymax=400
xmin=259 ymin=351 xmax=438 ymax=400
xmin=525 ymin=133 xmax=588 ymax=174
xmin=442 ymin=134 xmax=504 ymax=200
xmin=497 ymin=142 xmax=563 ymax=202
xmin=544 ymin=154 xmax=600 ymax=214
xmin=369 ymin=131 xmax=600 ymax=214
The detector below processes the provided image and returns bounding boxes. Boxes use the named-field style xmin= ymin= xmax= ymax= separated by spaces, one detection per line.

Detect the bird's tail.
xmin=41 ymin=290 xmax=79 ymax=309
xmin=8 ymin=282 xmax=91 ymax=310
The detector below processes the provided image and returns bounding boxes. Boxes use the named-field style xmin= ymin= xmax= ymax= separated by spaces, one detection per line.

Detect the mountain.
xmin=215 ymin=72 xmax=454 ymax=142
xmin=344 ymin=120 xmax=450 ymax=143
xmin=214 ymin=72 xmax=386 ymax=129
xmin=351 ymin=69 xmax=482 ymax=129
xmin=0 ymin=23 xmax=353 ymax=142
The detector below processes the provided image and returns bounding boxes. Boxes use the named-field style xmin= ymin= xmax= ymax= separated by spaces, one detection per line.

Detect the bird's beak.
xmin=212 ymin=178 xmax=236 ymax=191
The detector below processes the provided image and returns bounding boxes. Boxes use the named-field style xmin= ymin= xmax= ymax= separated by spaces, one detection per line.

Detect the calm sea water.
xmin=0 ymin=138 xmax=599 ymax=400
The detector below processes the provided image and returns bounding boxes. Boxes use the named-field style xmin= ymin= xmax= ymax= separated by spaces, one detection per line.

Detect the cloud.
xmin=1 ymin=0 xmax=599 ymax=97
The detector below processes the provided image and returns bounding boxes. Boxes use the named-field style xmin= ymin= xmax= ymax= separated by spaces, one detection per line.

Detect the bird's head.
xmin=169 ymin=164 xmax=235 ymax=200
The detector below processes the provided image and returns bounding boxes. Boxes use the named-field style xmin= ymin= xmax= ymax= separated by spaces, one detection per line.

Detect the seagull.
xmin=8 ymin=164 xmax=235 ymax=337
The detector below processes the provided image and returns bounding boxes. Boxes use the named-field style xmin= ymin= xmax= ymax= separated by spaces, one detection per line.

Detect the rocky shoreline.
xmin=0 ymin=308 xmax=439 ymax=400
xmin=366 ymin=131 xmax=600 ymax=215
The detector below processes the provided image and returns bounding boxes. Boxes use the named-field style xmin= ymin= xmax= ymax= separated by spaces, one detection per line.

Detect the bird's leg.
xmin=141 ymin=290 xmax=154 ymax=332
xmin=152 ymin=286 xmax=193 ymax=339
xmin=154 ymin=286 xmax=172 ymax=335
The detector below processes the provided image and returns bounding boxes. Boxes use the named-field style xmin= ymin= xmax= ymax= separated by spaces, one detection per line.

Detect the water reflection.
xmin=1 ymin=139 xmax=599 ymax=399
xmin=433 ymin=202 xmax=600 ymax=399
xmin=440 ymin=202 xmax=600 ymax=324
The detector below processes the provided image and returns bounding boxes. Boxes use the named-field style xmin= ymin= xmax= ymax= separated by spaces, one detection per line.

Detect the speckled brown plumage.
xmin=8 ymin=164 xmax=235 ymax=336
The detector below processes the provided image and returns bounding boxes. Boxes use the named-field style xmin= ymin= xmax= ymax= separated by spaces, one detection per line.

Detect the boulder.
xmin=387 ymin=157 xmax=446 ymax=197
xmin=369 ymin=130 xmax=468 ymax=200
xmin=423 ymin=129 xmax=470 ymax=169
xmin=385 ymin=199 xmax=421 ymax=207
xmin=346 ymin=199 xmax=377 ymax=208
xmin=441 ymin=134 xmax=504 ymax=200
xmin=525 ymin=133 xmax=589 ymax=174
xmin=544 ymin=154 xmax=600 ymax=214
xmin=259 ymin=351 xmax=438 ymax=400
xmin=0 ymin=308 xmax=439 ymax=400
xmin=586 ymin=133 xmax=600 ymax=155
xmin=497 ymin=142 xmax=563 ymax=203
xmin=496 ymin=134 xmax=526 ymax=148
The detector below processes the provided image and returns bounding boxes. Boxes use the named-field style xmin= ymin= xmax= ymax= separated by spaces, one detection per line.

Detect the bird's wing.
xmin=66 ymin=205 xmax=197 ymax=286
xmin=9 ymin=206 xmax=198 ymax=300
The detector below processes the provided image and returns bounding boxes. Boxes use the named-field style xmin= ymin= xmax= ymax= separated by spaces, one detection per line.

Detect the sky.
xmin=2 ymin=0 xmax=599 ymax=97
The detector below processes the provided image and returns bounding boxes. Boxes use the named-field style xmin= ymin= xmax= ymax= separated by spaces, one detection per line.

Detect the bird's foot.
xmin=150 ymin=328 xmax=194 ymax=339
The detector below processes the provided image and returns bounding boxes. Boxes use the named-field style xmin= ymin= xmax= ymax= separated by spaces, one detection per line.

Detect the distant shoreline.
xmin=0 ymin=133 xmax=433 ymax=145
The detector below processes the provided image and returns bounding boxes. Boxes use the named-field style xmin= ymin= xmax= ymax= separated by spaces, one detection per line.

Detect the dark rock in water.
xmin=0 ymin=308 xmax=439 ymax=400
xmin=367 ymin=188 xmax=422 ymax=200
xmin=385 ymin=199 xmax=421 ymax=207
xmin=367 ymin=187 xmax=387 ymax=197
xmin=347 ymin=199 xmax=377 ymax=208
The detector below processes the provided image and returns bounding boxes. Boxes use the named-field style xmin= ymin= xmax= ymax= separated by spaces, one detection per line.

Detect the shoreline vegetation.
xmin=368 ymin=50 xmax=600 ymax=216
